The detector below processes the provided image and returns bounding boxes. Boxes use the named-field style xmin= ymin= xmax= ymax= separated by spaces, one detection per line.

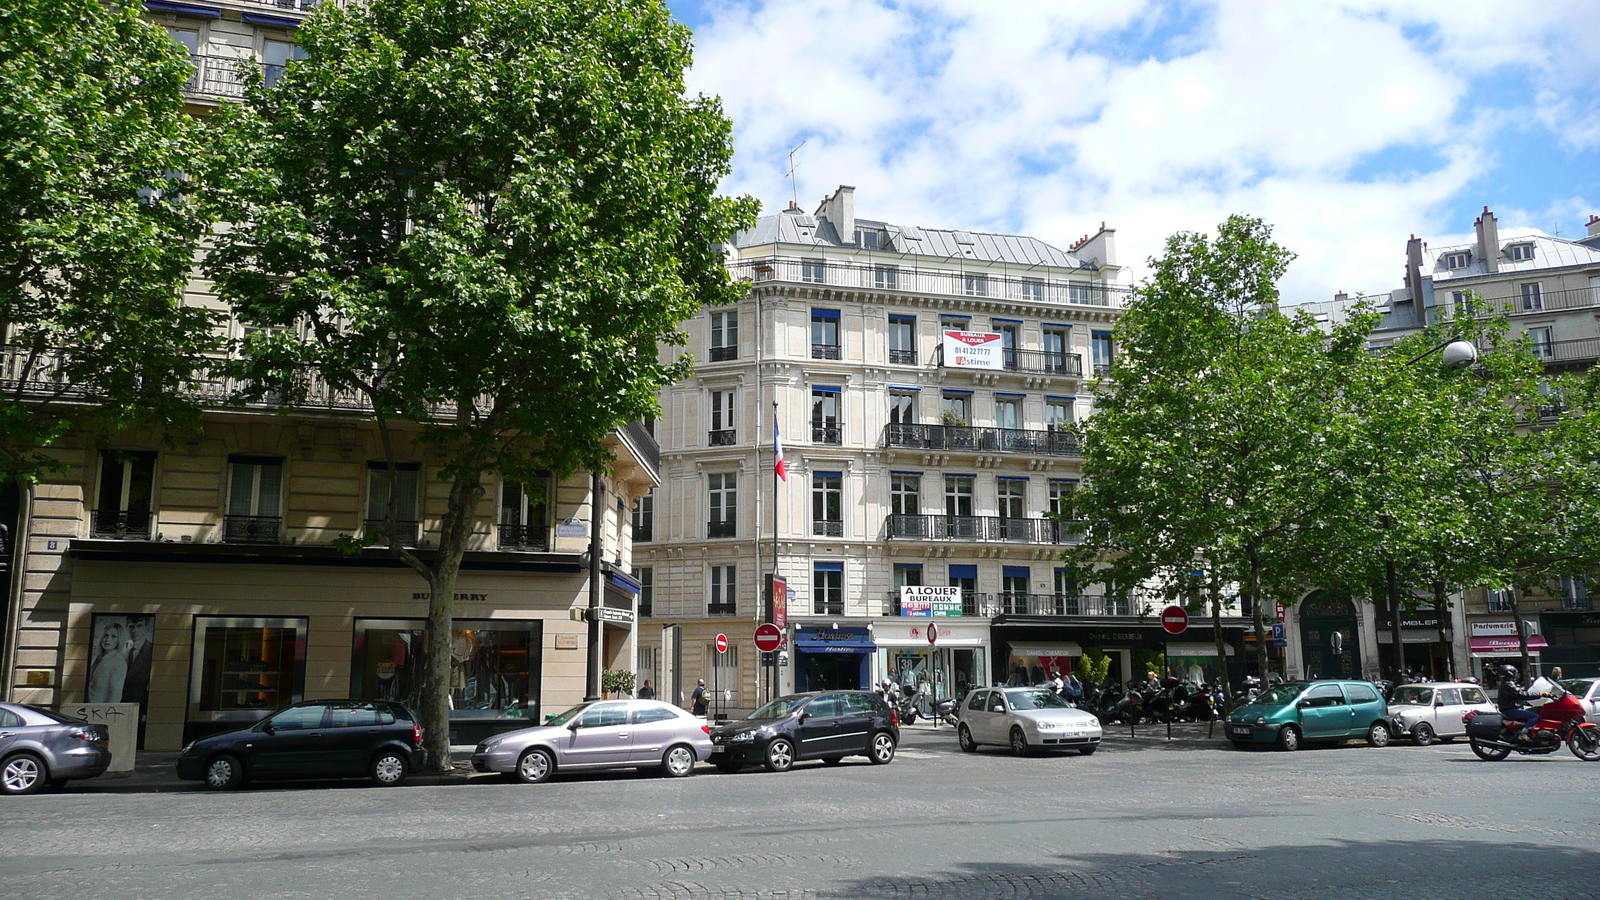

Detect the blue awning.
xmin=242 ymin=12 xmax=301 ymax=27
xmin=796 ymin=640 xmax=875 ymax=653
xmin=145 ymin=0 xmax=222 ymax=16
xmin=811 ymin=308 xmax=840 ymax=319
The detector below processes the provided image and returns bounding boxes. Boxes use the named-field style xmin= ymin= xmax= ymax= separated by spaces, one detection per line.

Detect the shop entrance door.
xmin=802 ymin=653 xmax=861 ymax=691
xmin=1298 ymin=591 xmax=1361 ymax=680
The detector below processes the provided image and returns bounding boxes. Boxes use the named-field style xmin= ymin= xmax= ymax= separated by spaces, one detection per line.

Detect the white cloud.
xmin=682 ymin=0 xmax=1598 ymax=303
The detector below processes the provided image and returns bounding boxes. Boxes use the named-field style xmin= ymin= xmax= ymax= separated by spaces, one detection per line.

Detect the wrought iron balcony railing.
xmin=732 ymin=257 xmax=1130 ymax=307
xmin=812 ymin=600 xmax=845 ymax=616
xmin=708 ymin=429 xmax=737 ymax=446
xmin=90 ymin=510 xmax=152 ymax=539
xmin=996 ymin=593 xmax=1137 ymax=616
xmin=364 ymin=519 xmax=421 ymax=546
xmin=885 ymin=514 xmax=1084 ymax=544
xmin=707 ymin=519 xmax=737 ymax=538
xmin=888 ymin=349 xmax=918 ymax=365
xmin=813 ymin=520 xmax=843 ymax=537
xmin=709 ymin=346 xmax=737 ymax=362
xmin=632 ymin=523 xmax=653 ymax=542
xmin=811 ymin=424 xmax=842 ymax=444
xmin=811 ymin=343 xmax=842 ymax=360
xmin=497 ymin=523 xmax=549 ymax=552
xmin=224 ymin=515 xmax=281 ymax=543
xmin=882 ymin=423 xmax=1081 ymax=457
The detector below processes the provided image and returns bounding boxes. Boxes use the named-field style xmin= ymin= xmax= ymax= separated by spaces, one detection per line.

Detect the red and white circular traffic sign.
xmin=927 ymin=622 xmax=940 ymax=645
xmin=754 ymin=623 xmax=782 ymax=652
xmin=1161 ymin=605 xmax=1189 ymax=635
xmin=715 ymin=633 xmax=729 ymax=654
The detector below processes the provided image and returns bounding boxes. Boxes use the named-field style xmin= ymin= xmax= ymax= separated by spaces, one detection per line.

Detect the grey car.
xmin=472 ymin=699 xmax=714 ymax=784
xmin=0 ymin=702 xmax=112 ymax=795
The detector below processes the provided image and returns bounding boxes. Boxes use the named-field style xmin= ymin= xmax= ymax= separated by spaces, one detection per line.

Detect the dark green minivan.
xmin=1226 ymin=681 xmax=1391 ymax=751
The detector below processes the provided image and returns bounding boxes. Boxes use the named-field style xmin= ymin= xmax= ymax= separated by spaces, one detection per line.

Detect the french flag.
xmin=774 ymin=418 xmax=787 ymax=482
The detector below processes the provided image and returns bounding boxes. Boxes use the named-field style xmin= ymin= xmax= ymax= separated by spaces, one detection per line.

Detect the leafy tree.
xmin=207 ymin=0 xmax=755 ymax=771
xmin=0 ymin=0 xmax=223 ymax=484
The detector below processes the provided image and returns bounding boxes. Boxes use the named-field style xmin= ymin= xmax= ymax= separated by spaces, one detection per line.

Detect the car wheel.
xmin=1566 ymin=726 xmax=1600 ymax=762
xmin=1275 ymin=725 xmax=1300 ymax=752
xmin=370 ymin=751 xmax=407 ymax=786
xmin=1010 ymin=726 xmax=1030 ymax=757
xmin=516 ymin=748 xmax=555 ymax=784
xmin=958 ymin=725 xmax=977 ymax=753
xmin=1412 ymin=722 xmax=1435 ymax=746
xmin=715 ymin=759 xmax=744 ymax=774
xmin=1367 ymin=721 xmax=1392 ymax=748
xmin=1469 ymin=737 xmax=1511 ymax=761
xmin=1077 ymin=746 xmax=1097 ymax=756
xmin=764 ymin=737 xmax=795 ymax=772
xmin=661 ymin=744 xmax=696 ymax=778
xmin=869 ymin=732 xmax=897 ymax=765
xmin=204 ymin=754 xmax=244 ymax=790
xmin=1 ymin=753 xmax=47 ymax=796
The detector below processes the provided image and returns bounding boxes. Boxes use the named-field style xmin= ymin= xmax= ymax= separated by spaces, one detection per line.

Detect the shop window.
xmin=188 ymin=616 xmax=307 ymax=734
xmin=351 ymin=618 xmax=542 ymax=721
xmin=225 ymin=455 xmax=283 ymax=543
xmin=93 ymin=450 xmax=156 ymax=538
xmin=367 ymin=461 xmax=422 ymax=545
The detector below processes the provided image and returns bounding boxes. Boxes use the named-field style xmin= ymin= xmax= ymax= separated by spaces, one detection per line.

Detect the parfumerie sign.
xmin=900 ymin=585 xmax=962 ymax=617
xmin=942 ymin=331 xmax=1003 ymax=370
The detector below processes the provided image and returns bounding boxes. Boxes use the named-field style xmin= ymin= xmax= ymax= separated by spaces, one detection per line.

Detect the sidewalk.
xmin=64 ymin=747 xmax=486 ymax=794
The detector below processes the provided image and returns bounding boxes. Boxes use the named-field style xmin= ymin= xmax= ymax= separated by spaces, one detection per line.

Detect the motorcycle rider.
xmin=1496 ymin=664 xmax=1546 ymax=738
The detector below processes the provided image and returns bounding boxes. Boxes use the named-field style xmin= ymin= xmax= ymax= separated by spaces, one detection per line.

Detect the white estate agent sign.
xmin=942 ymin=331 xmax=1004 ymax=370
xmin=900 ymin=585 xmax=963 ymax=617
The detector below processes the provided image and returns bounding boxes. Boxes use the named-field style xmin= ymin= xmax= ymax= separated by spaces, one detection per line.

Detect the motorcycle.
xmin=1463 ymin=689 xmax=1600 ymax=761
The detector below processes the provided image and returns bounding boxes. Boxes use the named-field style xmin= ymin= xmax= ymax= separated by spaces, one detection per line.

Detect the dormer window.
xmin=1442 ymin=251 xmax=1471 ymax=270
xmin=1506 ymin=243 xmax=1535 ymax=262
xmin=859 ymin=229 xmax=885 ymax=250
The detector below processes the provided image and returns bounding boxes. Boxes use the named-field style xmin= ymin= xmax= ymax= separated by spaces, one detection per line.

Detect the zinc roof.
xmin=1429 ymin=233 xmax=1600 ymax=282
xmin=732 ymin=214 xmax=1088 ymax=269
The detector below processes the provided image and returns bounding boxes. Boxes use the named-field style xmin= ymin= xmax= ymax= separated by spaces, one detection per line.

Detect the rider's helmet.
xmin=1500 ymin=664 xmax=1521 ymax=682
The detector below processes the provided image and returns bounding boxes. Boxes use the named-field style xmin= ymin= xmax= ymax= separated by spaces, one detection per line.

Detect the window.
xmin=945 ymin=475 xmax=974 ymax=516
xmin=94 ymin=450 xmax=156 ymax=538
xmin=1042 ymin=327 xmax=1071 ymax=374
xmin=861 ymin=230 xmax=882 ymax=250
xmin=191 ymin=616 xmax=306 ymax=724
xmin=1507 ymin=243 xmax=1535 ymax=262
xmin=1462 ymin=687 xmax=1487 ymax=704
xmin=1561 ymin=576 xmax=1590 ymax=611
xmin=875 ymin=264 xmax=899 ymax=290
xmin=813 ymin=562 xmax=843 ymax=615
xmin=1001 ymin=566 xmax=1029 ymax=614
xmin=578 ymin=702 xmax=629 ymax=728
xmin=709 ymin=310 xmax=738 ymax=361
xmin=226 ymin=455 xmax=283 ymax=542
xmin=891 ymin=473 xmax=920 ymax=516
xmin=995 ymin=397 xmax=1021 ymax=431
xmin=811 ymin=309 xmax=841 ymax=359
xmin=894 ymin=563 xmax=923 ymax=589
xmin=1303 ymin=684 xmax=1346 ymax=707
xmin=1345 ymin=683 xmax=1380 ymax=704
xmin=889 ymin=390 xmax=917 ymax=426
xmin=949 ymin=564 xmax=978 ymax=615
xmin=1442 ymin=251 xmax=1471 ymax=270
xmin=269 ymin=705 xmax=327 ymax=731
xmin=708 ymin=473 xmax=737 ymax=537
xmin=709 ymin=389 xmax=736 ymax=445
xmin=366 ymin=461 xmax=422 ymax=545
xmin=1045 ymin=398 xmax=1073 ymax=429
xmin=995 ymin=322 xmax=1019 ymax=370
xmin=1054 ymin=568 xmax=1078 ymax=613
xmin=811 ymin=387 xmax=841 ymax=443
xmin=1091 ymin=332 xmax=1114 ymax=375
xmin=941 ymin=391 xmax=969 ymax=426
xmin=1528 ymin=326 xmax=1553 ymax=360
xmin=940 ymin=314 xmax=971 ymax=331
xmin=638 ymin=568 xmax=654 ymax=618
xmin=997 ymin=478 xmax=1026 ymax=519
xmin=709 ymin=564 xmax=737 ymax=614
xmin=632 ymin=489 xmax=654 ymax=542
xmin=1021 ymin=278 xmax=1044 ymax=303
xmin=967 ymin=691 xmax=987 ymax=712
xmin=500 ymin=478 xmax=550 ymax=550
xmin=350 ymin=618 xmax=539 ymax=719
xmin=963 ymin=273 xmax=989 ymax=297
xmin=1050 ymin=480 xmax=1080 ymax=542
xmin=633 ymin=706 xmax=676 ymax=724
xmin=262 ymin=39 xmax=307 ymax=89
xmin=812 ymin=472 xmax=843 ymax=536
xmin=888 ymin=315 xmax=916 ymax=364
xmin=1068 ymin=282 xmax=1095 ymax=304
xmin=1521 ymin=283 xmax=1543 ymax=311
xmin=802 ymin=258 xmax=826 ymax=283
xmin=1451 ymin=291 xmax=1476 ymax=315
xmin=1486 ymin=587 xmax=1513 ymax=613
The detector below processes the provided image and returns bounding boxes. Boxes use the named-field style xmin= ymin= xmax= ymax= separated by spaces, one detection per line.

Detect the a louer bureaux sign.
xmin=900 ymin=585 xmax=962 ymax=617
xmin=942 ymin=331 xmax=1003 ymax=369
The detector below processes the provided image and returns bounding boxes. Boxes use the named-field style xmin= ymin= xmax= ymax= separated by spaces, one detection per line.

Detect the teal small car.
xmin=1226 ymin=680 xmax=1392 ymax=751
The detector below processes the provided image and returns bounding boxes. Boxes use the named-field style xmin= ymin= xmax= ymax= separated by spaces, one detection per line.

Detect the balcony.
xmin=1461 ymin=285 xmax=1600 ymax=318
xmin=813 ymin=601 xmax=845 ymax=616
xmin=889 ymin=349 xmax=918 ymax=365
xmin=882 ymin=423 xmax=1081 ymax=457
xmin=224 ymin=515 xmax=281 ymax=543
xmin=935 ymin=346 xmax=1084 ymax=377
xmin=709 ymin=346 xmax=737 ymax=362
xmin=813 ymin=520 xmax=843 ymax=537
xmin=497 ymin=523 xmax=549 ymax=552
xmin=707 ymin=519 xmax=736 ymax=538
xmin=811 ymin=343 xmax=842 ymax=360
xmin=632 ymin=523 xmax=653 ymax=542
xmin=364 ymin=519 xmax=421 ymax=546
xmin=885 ymin=515 xmax=1083 ymax=544
xmin=888 ymin=591 xmax=997 ymax=617
xmin=732 ymin=257 xmax=1131 ymax=307
xmin=812 ymin=424 xmax=842 ymax=444
xmin=708 ymin=429 xmax=737 ymax=446
xmin=1536 ymin=336 xmax=1600 ymax=367
xmin=90 ymin=510 xmax=152 ymax=540
xmin=996 ymin=593 xmax=1135 ymax=616
xmin=707 ymin=603 xmax=738 ymax=616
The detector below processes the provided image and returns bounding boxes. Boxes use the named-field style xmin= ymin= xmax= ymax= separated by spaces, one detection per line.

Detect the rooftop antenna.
xmin=785 ymin=139 xmax=807 ymax=208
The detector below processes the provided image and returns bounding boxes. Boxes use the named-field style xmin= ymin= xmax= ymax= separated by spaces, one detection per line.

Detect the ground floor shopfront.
xmin=991 ymin=617 xmax=1250 ymax=690
xmin=56 ymin=546 xmax=638 ymax=750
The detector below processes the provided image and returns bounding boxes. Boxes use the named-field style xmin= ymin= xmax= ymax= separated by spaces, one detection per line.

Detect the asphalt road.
xmin=3 ymin=726 xmax=1597 ymax=900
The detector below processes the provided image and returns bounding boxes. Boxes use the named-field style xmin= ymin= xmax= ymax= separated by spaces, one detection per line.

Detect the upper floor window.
xmin=1067 ymin=282 xmax=1095 ymax=304
xmin=1049 ymin=480 xmax=1078 ymax=520
xmin=500 ymin=478 xmax=549 ymax=551
xmin=638 ymin=568 xmax=654 ymax=618
xmin=366 ymin=461 xmax=422 ymax=545
xmin=1486 ymin=587 xmax=1513 ymax=613
xmin=93 ymin=450 xmax=156 ymax=538
xmin=709 ymin=310 xmax=738 ymax=362
xmin=888 ymin=315 xmax=916 ymax=365
xmin=1451 ymin=291 xmax=1476 ymax=315
xmin=963 ymin=273 xmax=989 ymax=297
xmin=995 ymin=396 xmax=1022 ymax=431
xmin=708 ymin=564 xmax=737 ymax=615
xmin=1520 ymin=283 xmax=1543 ymax=311
xmin=860 ymin=229 xmax=884 ymax=250
xmin=940 ymin=314 xmax=970 ymax=331
xmin=811 ymin=387 xmax=841 ymax=444
xmin=1021 ymin=278 xmax=1044 ymax=303
xmin=1506 ymin=243 xmax=1535 ymax=262
xmin=1045 ymin=397 xmax=1074 ymax=429
xmin=632 ymin=489 xmax=654 ymax=542
xmin=1091 ymin=332 xmax=1114 ymax=375
xmin=1528 ymin=326 xmax=1553 ymax=360
xmin=890 ymin=473 xmax=920 ymax=517
xmin=941 ymin=391 xmax=970 ymax=426
xmin=874 ymin=264 xmax=899 ymax=290
xmin=812 ymin=472 xmax=843 ymax=536
xmin=262 ymin=39 xmax=307 ymax=89
xmin=995 ymin=322 xmax=1019 ymax=370
xmin=1442 ymin=251 xmax=1471 ymax=270
xmin=801 ymin=259 xmax=826 ymax=283
xmin=166 ymin=26 xmax=200 ymax=57
xmin=889 ymin=390 xmax=917 ymax=426
xmin=1043 ymin=326 xmax=1072 ymax=374
xmin=997 ymin=477 xmax=1027 ymax=519
xmin=944 ymin=475 xmax=974 ymax=517
xmin=813 ymin=562 xmax=843 ymax=615
xmin=708 ymin=473 xmax=737 ymax=537
xmin=811 ymin=309 xmax=841 ymax=359
xmin=226 ymin=455 xmax=283 ymax=543
xmin=1561 ymin=576 xmax=1590 ymax=611
xmin=709 ymin=389 xmax=736 ymax=446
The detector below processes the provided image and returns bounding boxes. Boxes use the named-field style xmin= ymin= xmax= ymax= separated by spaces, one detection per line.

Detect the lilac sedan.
xmin=471 ymin=699 xmax=714 ymax=784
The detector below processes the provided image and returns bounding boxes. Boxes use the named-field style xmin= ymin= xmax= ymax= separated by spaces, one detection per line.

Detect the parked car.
xmin=708 ymin=691 xmax=899 ymax=773
xmin=0 ymin=702 xmax=112 ymax=795
xmin=1387 ymin=682 xmax=1496 ymax=744
xmin=1559 ymin=679 xmax=1600 ymax=724
xmin=1226 ymin=680 xmax=1391 ymax=751
xmin=956 ymin=686 xmax=1102 ymax=756
xmin=473 ymin=699 xmax=714 ymax=784
xmin=176 ymin=700 xmax=424 ymax=790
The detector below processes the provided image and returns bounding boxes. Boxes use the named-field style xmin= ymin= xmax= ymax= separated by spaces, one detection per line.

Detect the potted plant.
xmin=602 ymin=668 xmax=636 ymax=698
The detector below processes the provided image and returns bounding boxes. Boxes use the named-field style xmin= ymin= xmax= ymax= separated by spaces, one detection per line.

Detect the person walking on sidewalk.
xmin=690 ymin=679 xmax=708 ymax=717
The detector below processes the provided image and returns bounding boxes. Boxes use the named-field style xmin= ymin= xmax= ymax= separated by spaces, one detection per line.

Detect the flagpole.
xmin=771 ymin=400 xmax=779 ymax=704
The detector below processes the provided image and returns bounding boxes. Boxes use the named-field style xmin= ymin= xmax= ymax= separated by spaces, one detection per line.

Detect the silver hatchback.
xmin=1 ymin=702 xmax=112 ymax=795
xmin=472 ymin=699 xmax=714 ymax=784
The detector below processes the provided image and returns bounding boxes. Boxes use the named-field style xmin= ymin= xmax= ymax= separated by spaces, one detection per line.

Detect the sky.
xmin=663 ymin=0 xmax=1600 ymax=305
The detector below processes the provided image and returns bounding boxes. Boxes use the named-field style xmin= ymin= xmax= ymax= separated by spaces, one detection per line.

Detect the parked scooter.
xmin=1464 ymin=686 xmax=1600 ymax=761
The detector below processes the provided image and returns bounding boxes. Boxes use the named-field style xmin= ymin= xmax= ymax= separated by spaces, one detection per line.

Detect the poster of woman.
xmin=86 ymin=614 xmax=155 ymax=705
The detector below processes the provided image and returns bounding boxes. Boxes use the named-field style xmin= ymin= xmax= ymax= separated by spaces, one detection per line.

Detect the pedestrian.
xmin=638 ymin=679 xmax=656 ymax=700
xmin=1049 ymin=670 xmax=1064 ymax=696
xmin=690 ymin=678 xmax=708 ymax=717
xmin=1550 ymin=667 xmax=1564 ymax=681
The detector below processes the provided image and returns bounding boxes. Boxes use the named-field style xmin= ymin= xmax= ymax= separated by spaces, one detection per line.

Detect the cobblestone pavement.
xmin=2 ymin=726 xmax=1597 ymax=900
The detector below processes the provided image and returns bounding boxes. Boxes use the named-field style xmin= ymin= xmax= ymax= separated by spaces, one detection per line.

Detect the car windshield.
xmin=1254 ymin=684 xmax=1307 ymax=706
xmin=1391 ymin=686 xmax=1433 ymax=705
xmin=544 ymin=703 xmax=591 ymax=727
xmin=1006 ymin=689 xmax=1070 ymax=710
xmin=1560 ymin=679 xmax=1593 ymax=697
xmin=746 ymin=696 xmax=811 ymax=721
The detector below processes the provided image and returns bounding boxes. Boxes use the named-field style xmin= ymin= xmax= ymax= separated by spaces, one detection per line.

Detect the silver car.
xmin=1386 ymin=682 xmax=1495 ymax=745
xmin=471 ymin=699 xmax=714 ymax=784
xmin=1 ymin=702 xmax=112 ymax=795
xmin=956 ymin=687 xmax=1102 ymax=756
xmin=1559 ymin=679 xmax=1600 ymax=724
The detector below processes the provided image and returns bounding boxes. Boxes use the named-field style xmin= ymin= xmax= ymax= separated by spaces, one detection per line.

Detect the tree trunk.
xmin=1512 ymin=589 xmax=1531 ymax=678
xmin=416 ymin=467 xmax=488 ymax=775
xmin=1249 ymin=547 xmax=1268 ymax=682
xmin=1433 ymin=580 xmax=1453 ymax=680
xmin=1208 ymin=569 xmax=1230 ymax=705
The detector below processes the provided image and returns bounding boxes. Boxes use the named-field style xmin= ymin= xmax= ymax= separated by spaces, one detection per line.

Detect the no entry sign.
xmin=754 ymin=623 xmax=782 ymax=652
xmin=1161 ymin=605 xmax=1189 ymax=635
xmin=927 ymin=622 xmax=940 ymax=645
xmin=715 ymin=633 xmax=728 ymax=654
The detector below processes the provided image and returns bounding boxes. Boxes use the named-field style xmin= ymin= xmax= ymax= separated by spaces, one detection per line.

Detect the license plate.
xmin=1230 ymin=726 xmax=1253 ymax=737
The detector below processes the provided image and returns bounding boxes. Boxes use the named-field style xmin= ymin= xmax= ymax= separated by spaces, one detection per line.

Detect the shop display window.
xmin=189 ymin=616 xmax=307 ymax=724
xmin=351 ymin=618 xmax=542 ymax=721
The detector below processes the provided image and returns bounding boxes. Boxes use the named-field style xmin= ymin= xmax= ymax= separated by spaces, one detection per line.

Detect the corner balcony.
xmin=497 ymin=523 xmax=550 ymax=552
xmin=731 ymin=257 xmax=1130 ymax=308
xmin=883 ymin=423 xmax=1081 ymax=457
xmin=885 ymin=514 xmax=1083 ymax=544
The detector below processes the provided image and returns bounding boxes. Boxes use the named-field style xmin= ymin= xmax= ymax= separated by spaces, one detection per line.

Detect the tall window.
xmin=1560 ymin=576 xmax=1590 ymax=611
xmin=708 ymin=473 xmax=737 ymax=537
xmin=891 ymin=474 xmax=921 ymax=516
xmin=499 ymin=477 xmax=550 ymax=550
xmin=638 ymin=568 xmax=654 ymax=618
xmin=1451 ymin=290 xmax=1475 ymax=315
xmin=995 ymin=397 xmax=1022 ymax=431
xmin=262 ymin=39 xmax=307 ymax=89
xmin=1001 ymin=566 xmax=1030 ymax=614
xmin=894 ymin=564 xmax=923 ymax=613
xmin=801 ymin=258 xmax=826 ymax=283
xmin=1528 ymin=326 xmax=1553 ymax=360
xmin=709 ymin=310 xmax=738 ymax=361
xmin=366 ymin=461 xmax=422 ymax=544
xmin=949 ymin=565 xmax=978 ymax=616
xmin=708 ymin=565 xmax=737 ymax=615
xmin=889 ymin=390 xmax=917 ymax=425
xmin=1043 ymin=326 xmax=1071 ymax=373
xmin=632 ymin=489 xmax=654 ymax=542
xmin=1091 ymin=332 xmax=1114 ymax=375
xmin=226 ymin=455 xmax=283 ymax=543
xmin=874 ymin=264 xmax=899 ymax=290
xmin=945 ymin=475 xmax=974 ymax=516
xmin=811 ymin=387 xmax=841 ymax=443
xmin=1486 ymin=587 xmax=1513 ymax=613
xmin=1054 ymin=568 xmax=1079 ymax=614
xmin=941 ymin=392 xmax=970 ymax=426
xmin=888 ymin=315 xmax=916 ymax=365
xmin=811 ymin=309 xmax=841 ymax=359
xmin=709 ymin=389 xmax=736 ymax=445
xmin=963 ymin=273 xmax=988 ymax=297
xmin=1050 ymin=480 xmax=1079 ymax=542
xmin=813 ymin=563 xmax=843 ymax=615
xmin=1521 ymin=282 xmax=1543 ymax=311
xmin=94 ymin=450 xmax=156 ymax=538
xmin=1021 ymin=278 xmax=1044 ymax=303
xmin=997 ymin=478 xmax=1026 ymax=519
xmin=995 ymin=322 xmax=1019 ymax=370
xmin=1046 ymin=397 xmax=1073 ymax=429
xmin=812 ymin=472 xmax=843 ymax=536
xmin=1068 ymin=282 xmax=1095 ymax=304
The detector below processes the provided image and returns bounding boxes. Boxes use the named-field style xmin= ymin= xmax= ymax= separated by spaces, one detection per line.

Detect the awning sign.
xmin=943 ymin=331 xmax=1004 ymax=370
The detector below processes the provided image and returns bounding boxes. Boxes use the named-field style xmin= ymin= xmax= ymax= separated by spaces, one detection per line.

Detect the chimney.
xmin=1072 ymin=222 xmax=1117 ymax=268
xmin=1475 ymin=206 xmax=1499 ymax=274
xmin=1403 ymin=234 xmax=1424 ymax=308
xmin=814 ymin=185 xmax=855 ymax=245
xmin=782 ymin=200 xmax=803 ymax=215
xmin=1588 ymin=214 xmax=1600 ymax=238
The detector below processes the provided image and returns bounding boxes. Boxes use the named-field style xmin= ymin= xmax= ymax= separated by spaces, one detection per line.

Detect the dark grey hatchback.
xmin=707 ymin=691 xmax=899 ymax=773
xmin=176 ymin=700 xmax=424 ymax=790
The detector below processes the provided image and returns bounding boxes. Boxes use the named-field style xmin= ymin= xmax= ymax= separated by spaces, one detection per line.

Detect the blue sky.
xmin=664 ymin=0 xmax=1600 ymax=304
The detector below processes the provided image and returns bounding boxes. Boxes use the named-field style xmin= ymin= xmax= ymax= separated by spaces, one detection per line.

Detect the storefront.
xmin=1164 ymin=641 xmax=1234 ymax=686
xmin=1469 ymin=620 xmax=1548 ymax=678
xmin=991 ymin=619 xmax=1250 ymax=689
xmin=1375 ymin=607 xmax=1455 ymax=679
xmin=1540 ymin=611 xmax=1600 ymax=678
xmin=793 ymin=625 xmax=874 ymax=691
xmin=874 ymin=621 xmax=990 ymax=708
